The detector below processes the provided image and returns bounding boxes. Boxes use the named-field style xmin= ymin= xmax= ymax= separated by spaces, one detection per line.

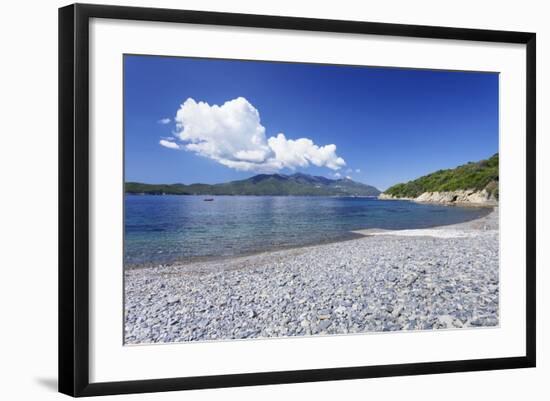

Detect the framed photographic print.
xmin=58 ymin=3 xmax=536 ymax=397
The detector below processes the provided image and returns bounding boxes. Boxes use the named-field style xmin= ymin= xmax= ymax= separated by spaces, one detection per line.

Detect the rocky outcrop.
xmin=378 ymin=193 xmax=413 ymax=201
xmin=379 ymin=189 xmax=497 ymax=206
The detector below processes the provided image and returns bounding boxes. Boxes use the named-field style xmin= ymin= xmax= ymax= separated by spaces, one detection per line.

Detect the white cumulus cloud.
xmin=158 ymin=117 xmax=171 ymax=125
xmin=159 ymin=139 xmax=181 ymax=149
xmin=166 ymin=97 xmax=346 ymax=172
xmin=268 ymin=134 xmax=345 ymax=171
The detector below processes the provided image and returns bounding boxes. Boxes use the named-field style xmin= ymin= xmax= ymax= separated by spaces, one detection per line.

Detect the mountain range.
xmin=125 ymin=173 xmax=381 ymax=197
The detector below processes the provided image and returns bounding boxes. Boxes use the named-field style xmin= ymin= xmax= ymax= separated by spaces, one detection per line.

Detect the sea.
xmin=124 ymin=195 xmax=492 ymax=267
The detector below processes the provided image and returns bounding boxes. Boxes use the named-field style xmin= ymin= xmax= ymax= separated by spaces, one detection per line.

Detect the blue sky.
xmin=124 ymin=55 xmax=498 ymax=190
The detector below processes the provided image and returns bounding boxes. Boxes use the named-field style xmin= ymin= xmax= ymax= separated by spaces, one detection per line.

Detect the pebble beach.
xmin=124 ymin=208 xmax=499 ymax=344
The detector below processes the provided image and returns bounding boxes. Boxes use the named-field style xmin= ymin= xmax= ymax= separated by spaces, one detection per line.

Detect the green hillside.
xmin=384 ymin=153 xmax=499 ymax=199
xmin=126 ymin=173 xmax=381 ymax=197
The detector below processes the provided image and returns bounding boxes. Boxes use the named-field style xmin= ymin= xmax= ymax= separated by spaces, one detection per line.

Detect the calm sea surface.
xmin=124 ymin=195 xmax=491 ymax=266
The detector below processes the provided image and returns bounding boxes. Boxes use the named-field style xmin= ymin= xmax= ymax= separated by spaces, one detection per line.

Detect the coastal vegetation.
xmin=126 ymin=173 xmax=381 ymax=197
xmin=384 ymin=153 xmax=499 ymax=199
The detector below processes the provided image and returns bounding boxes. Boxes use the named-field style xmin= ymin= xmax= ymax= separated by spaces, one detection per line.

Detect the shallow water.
xmin=124 ymin=195 xmax=491 ymax=266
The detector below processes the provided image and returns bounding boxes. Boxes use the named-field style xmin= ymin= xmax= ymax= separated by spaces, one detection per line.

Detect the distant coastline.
xmin=125 ymin=173 xmax=381 ymax=197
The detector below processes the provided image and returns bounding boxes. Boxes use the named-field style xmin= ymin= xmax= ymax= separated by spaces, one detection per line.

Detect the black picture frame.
xmin=59 ymin=3 xmax=536 ymax=397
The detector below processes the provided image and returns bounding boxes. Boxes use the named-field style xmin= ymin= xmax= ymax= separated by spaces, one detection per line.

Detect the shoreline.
xmin=378 ymin=191 xmax=498 ymax=207
xmin=354 ymin=206 xmax=498 ymax=236
xmin=124 ymin=206 xmax=495 ymax=271
xmin=124 ymin=231 xmax=366 ymax=271
xmin=125 ymin=208 xmax=499 ymax=344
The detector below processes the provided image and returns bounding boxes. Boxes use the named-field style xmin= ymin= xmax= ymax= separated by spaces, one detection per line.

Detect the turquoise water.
xmin=124 ymin=195 xmax=491 ymax=266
